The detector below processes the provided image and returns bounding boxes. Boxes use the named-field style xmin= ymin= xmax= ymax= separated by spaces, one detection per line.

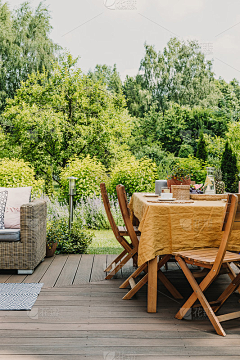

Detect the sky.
xmin=7 ymin=0 xmax=240 ymax=82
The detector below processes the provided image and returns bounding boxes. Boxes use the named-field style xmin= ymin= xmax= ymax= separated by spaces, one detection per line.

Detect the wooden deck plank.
xmin=40 ymin=255 xmax=69 ymax=288
xmin=55 ymin=254 xmax=81 ymax=287
xmin=90 ymin=254 xmax=107 ymax=282
xmin=23 ymin=257 xmax=55 ymax=284
xmin=5 ymin=275 xmax=27 ymax=283
xmin=0 ymin=274 xmax=13 ymax=283
xmin=73 ymin=254 xmax=94 ymax=285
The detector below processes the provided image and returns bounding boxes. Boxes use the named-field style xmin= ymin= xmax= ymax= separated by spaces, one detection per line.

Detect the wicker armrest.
xmin=20 ymin=199 xmax=47 ymax=248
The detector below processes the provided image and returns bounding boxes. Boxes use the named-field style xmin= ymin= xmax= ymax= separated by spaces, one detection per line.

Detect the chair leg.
xmin=175 ymin=257 xmax=226 ymax=336
xmin=123 ymin=273 xmax=148 ymax=300
xmin=121 ymin=254 xmax=182 ymax=300
xmin=104 ymin=249 xmax=127 ymax=272
xmin=120 ymin=263 xmax=147 ymax=289
xmin=175 ymin=256 xmax=217 ymax=320
xmin=225 ymin=262 xmax=240 ymax=294
xmin=212 ymin=272 xmax=240 ymax=313
xmin=105 ymin=249 xmax=137 ymax=280
xmin=157 ymin=270 xmax=183 ymax=299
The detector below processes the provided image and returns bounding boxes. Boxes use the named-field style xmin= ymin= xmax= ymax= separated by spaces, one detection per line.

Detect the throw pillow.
xmin=0 ymin=190 xmax=8 ymax=229
xmin=0 ymin=187 xmax=32 ymax=229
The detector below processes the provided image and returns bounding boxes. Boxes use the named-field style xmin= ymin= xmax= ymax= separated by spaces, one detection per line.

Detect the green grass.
xmin=87 ymin=230 xmax=122 ymax=254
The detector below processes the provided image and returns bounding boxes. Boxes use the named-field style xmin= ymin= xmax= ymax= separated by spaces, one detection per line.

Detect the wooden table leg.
xmin=147 ymin=256 xmax=158 ymax=313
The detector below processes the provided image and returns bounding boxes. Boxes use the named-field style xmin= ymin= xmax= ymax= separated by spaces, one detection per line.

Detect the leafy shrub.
xmin=47 ymin=218 xmax=69 ymax=247
xmin=134 ymin=144 xmax=167 ymax=165
xmin=176 ymin=156 xmax=208 ymax=183
xmin=60 ymin=156 xmax=108 ymax=201
xmin=203 ymin=134 xmax=225 ymax=168
xmin=178 ymin=144 xmax=194 ymax=158
xmin=57 ymin=220 xmax=93 ymax=254
xmin=196 ymin=132 xmax=208 ymax=162
xmin=157 ymin=153 xmax=176 ymax=179
xmin=46 ymin=197 xmax=93 ymax=254
xmin=75 ymin=194 xmax=123 ymax=230
xmin=108 ymin=156 xmax=158 ymax=196
xmin=0 ymin=158 xmax=44 ymax=198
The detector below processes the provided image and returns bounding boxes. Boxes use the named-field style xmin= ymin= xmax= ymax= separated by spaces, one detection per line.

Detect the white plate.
xmin=158 ymin=198 xmax=176 ymax=201
xmin=144 ymin=194 xmax=159 ymax=197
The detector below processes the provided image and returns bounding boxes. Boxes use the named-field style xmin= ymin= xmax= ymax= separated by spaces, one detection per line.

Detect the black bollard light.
xmin=68 ymin=177 xmax=77 ymax=230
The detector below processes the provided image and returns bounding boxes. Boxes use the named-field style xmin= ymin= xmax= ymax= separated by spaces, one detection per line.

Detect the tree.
xmin=123 ymin=38 xmax=216 ymax=117
xmin=2 ymin=54 xmax=133 ymax=180
xmin=129 ymin=103 xmax=228 ymax=158
xmin=88 ymin=64 xmax=122 ymax=95
xmin=123 ymin=74 xmax=152 ymax=118
xmin=196 ymin=132 xmax=208 ymax=162
xmin=221 ymin=141 xmax=239 ymax=193
xmin=214 ymin=78 xmax=240 ymax=122
xmin=0 ymin=1 xmax=59 ymax=111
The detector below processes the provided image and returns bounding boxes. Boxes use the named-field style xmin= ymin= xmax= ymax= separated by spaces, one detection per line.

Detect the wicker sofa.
xmin=0 ymin=199 xmax=47 ymax=274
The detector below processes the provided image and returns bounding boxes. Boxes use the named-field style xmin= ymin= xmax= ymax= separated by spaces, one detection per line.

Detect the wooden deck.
xmin=0 ymin=254 xmax=134 ymax=287
xmin=1 ymin=255 xmax=240 ymax=359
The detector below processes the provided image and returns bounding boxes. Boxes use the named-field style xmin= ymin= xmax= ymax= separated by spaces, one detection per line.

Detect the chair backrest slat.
xmin=213 ymin=194 xmax=238 ymax=273
xmin=100 ymin=183 xmax=131 ymax=252
xmin=116 ymin=185 xmax=139 ymax=249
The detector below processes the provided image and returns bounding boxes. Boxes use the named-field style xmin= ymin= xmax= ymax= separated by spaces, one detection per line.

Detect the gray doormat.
xmin=0 ymin=283 xmax=43 ymax=310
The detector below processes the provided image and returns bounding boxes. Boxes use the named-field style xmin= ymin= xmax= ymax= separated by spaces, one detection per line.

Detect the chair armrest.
xmin=20 ymin=199 xmax=47 ymax=248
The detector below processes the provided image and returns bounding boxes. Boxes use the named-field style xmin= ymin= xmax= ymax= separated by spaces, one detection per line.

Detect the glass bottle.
xmin=204 ymin=167 xmax=215 ymax=194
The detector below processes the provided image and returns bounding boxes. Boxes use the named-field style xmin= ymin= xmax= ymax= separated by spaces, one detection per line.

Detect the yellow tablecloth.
xmin=130 ymin=193 xmax=240 ymax=267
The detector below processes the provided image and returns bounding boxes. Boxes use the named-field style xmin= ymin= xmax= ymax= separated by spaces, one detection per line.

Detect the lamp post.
xmin=68 ymin=177 xmax=77 ymax=230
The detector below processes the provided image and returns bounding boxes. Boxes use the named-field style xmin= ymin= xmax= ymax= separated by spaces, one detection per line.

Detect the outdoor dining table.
xmin=129 ymin=193 xmax=240 ymax=313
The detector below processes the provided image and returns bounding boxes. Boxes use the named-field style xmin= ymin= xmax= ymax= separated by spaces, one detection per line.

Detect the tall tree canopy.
xmin=0 ymin=1 xmax=59 ymax=111
xmin=2 ymin=54 xmax=133 ymax=180
xmin=123 ymin=38 xmax=216 ymax=117
xmin=88 ymin=64 xmax=123 ymax=95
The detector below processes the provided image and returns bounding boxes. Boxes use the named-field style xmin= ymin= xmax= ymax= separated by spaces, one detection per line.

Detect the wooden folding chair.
xmin=174 ymin=193 xmax=240 ymax=336
xmin=100 ymin=183 xmax=140 ymax=279
xmin=117 ymin=184 xmax=183 ymax=301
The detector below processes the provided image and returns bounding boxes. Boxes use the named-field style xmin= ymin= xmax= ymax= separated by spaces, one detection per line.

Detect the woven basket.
xmin=190 ymin=194 xmax=227 ymax=201
xmin=171 ymin=185 xmax=190 ymax=200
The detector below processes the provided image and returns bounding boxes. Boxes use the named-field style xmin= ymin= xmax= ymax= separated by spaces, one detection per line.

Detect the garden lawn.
xmin=87 ymin=230 xmax=122 ymax=254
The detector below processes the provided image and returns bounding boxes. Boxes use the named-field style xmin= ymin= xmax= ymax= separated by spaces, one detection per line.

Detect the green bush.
xmin=0 ymin=158 xmax=44 ymax=198
xmin=46 ymin=197 xmax=93 ymax=254
xmin=134 ymin=144 xmax=167 ymax=165
xmin=60 ymin=156 xmax=108 ymax=201
xmin=108 ymin=156 xmax=158 ymax=196
xmin=176 ymin=156 xmax=207 ymax=183
xmin=178 ymin=144 xmax=194 ymax=158
xmin=47 ymin=218 xmax=69 ymax=247
xmin=196 ymin=132 xmax=208 ymax=162
xmin=157 ymin=153 xmax=176 ymax=179
xmin=56 ymin=220 xmax=93 ymax=254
